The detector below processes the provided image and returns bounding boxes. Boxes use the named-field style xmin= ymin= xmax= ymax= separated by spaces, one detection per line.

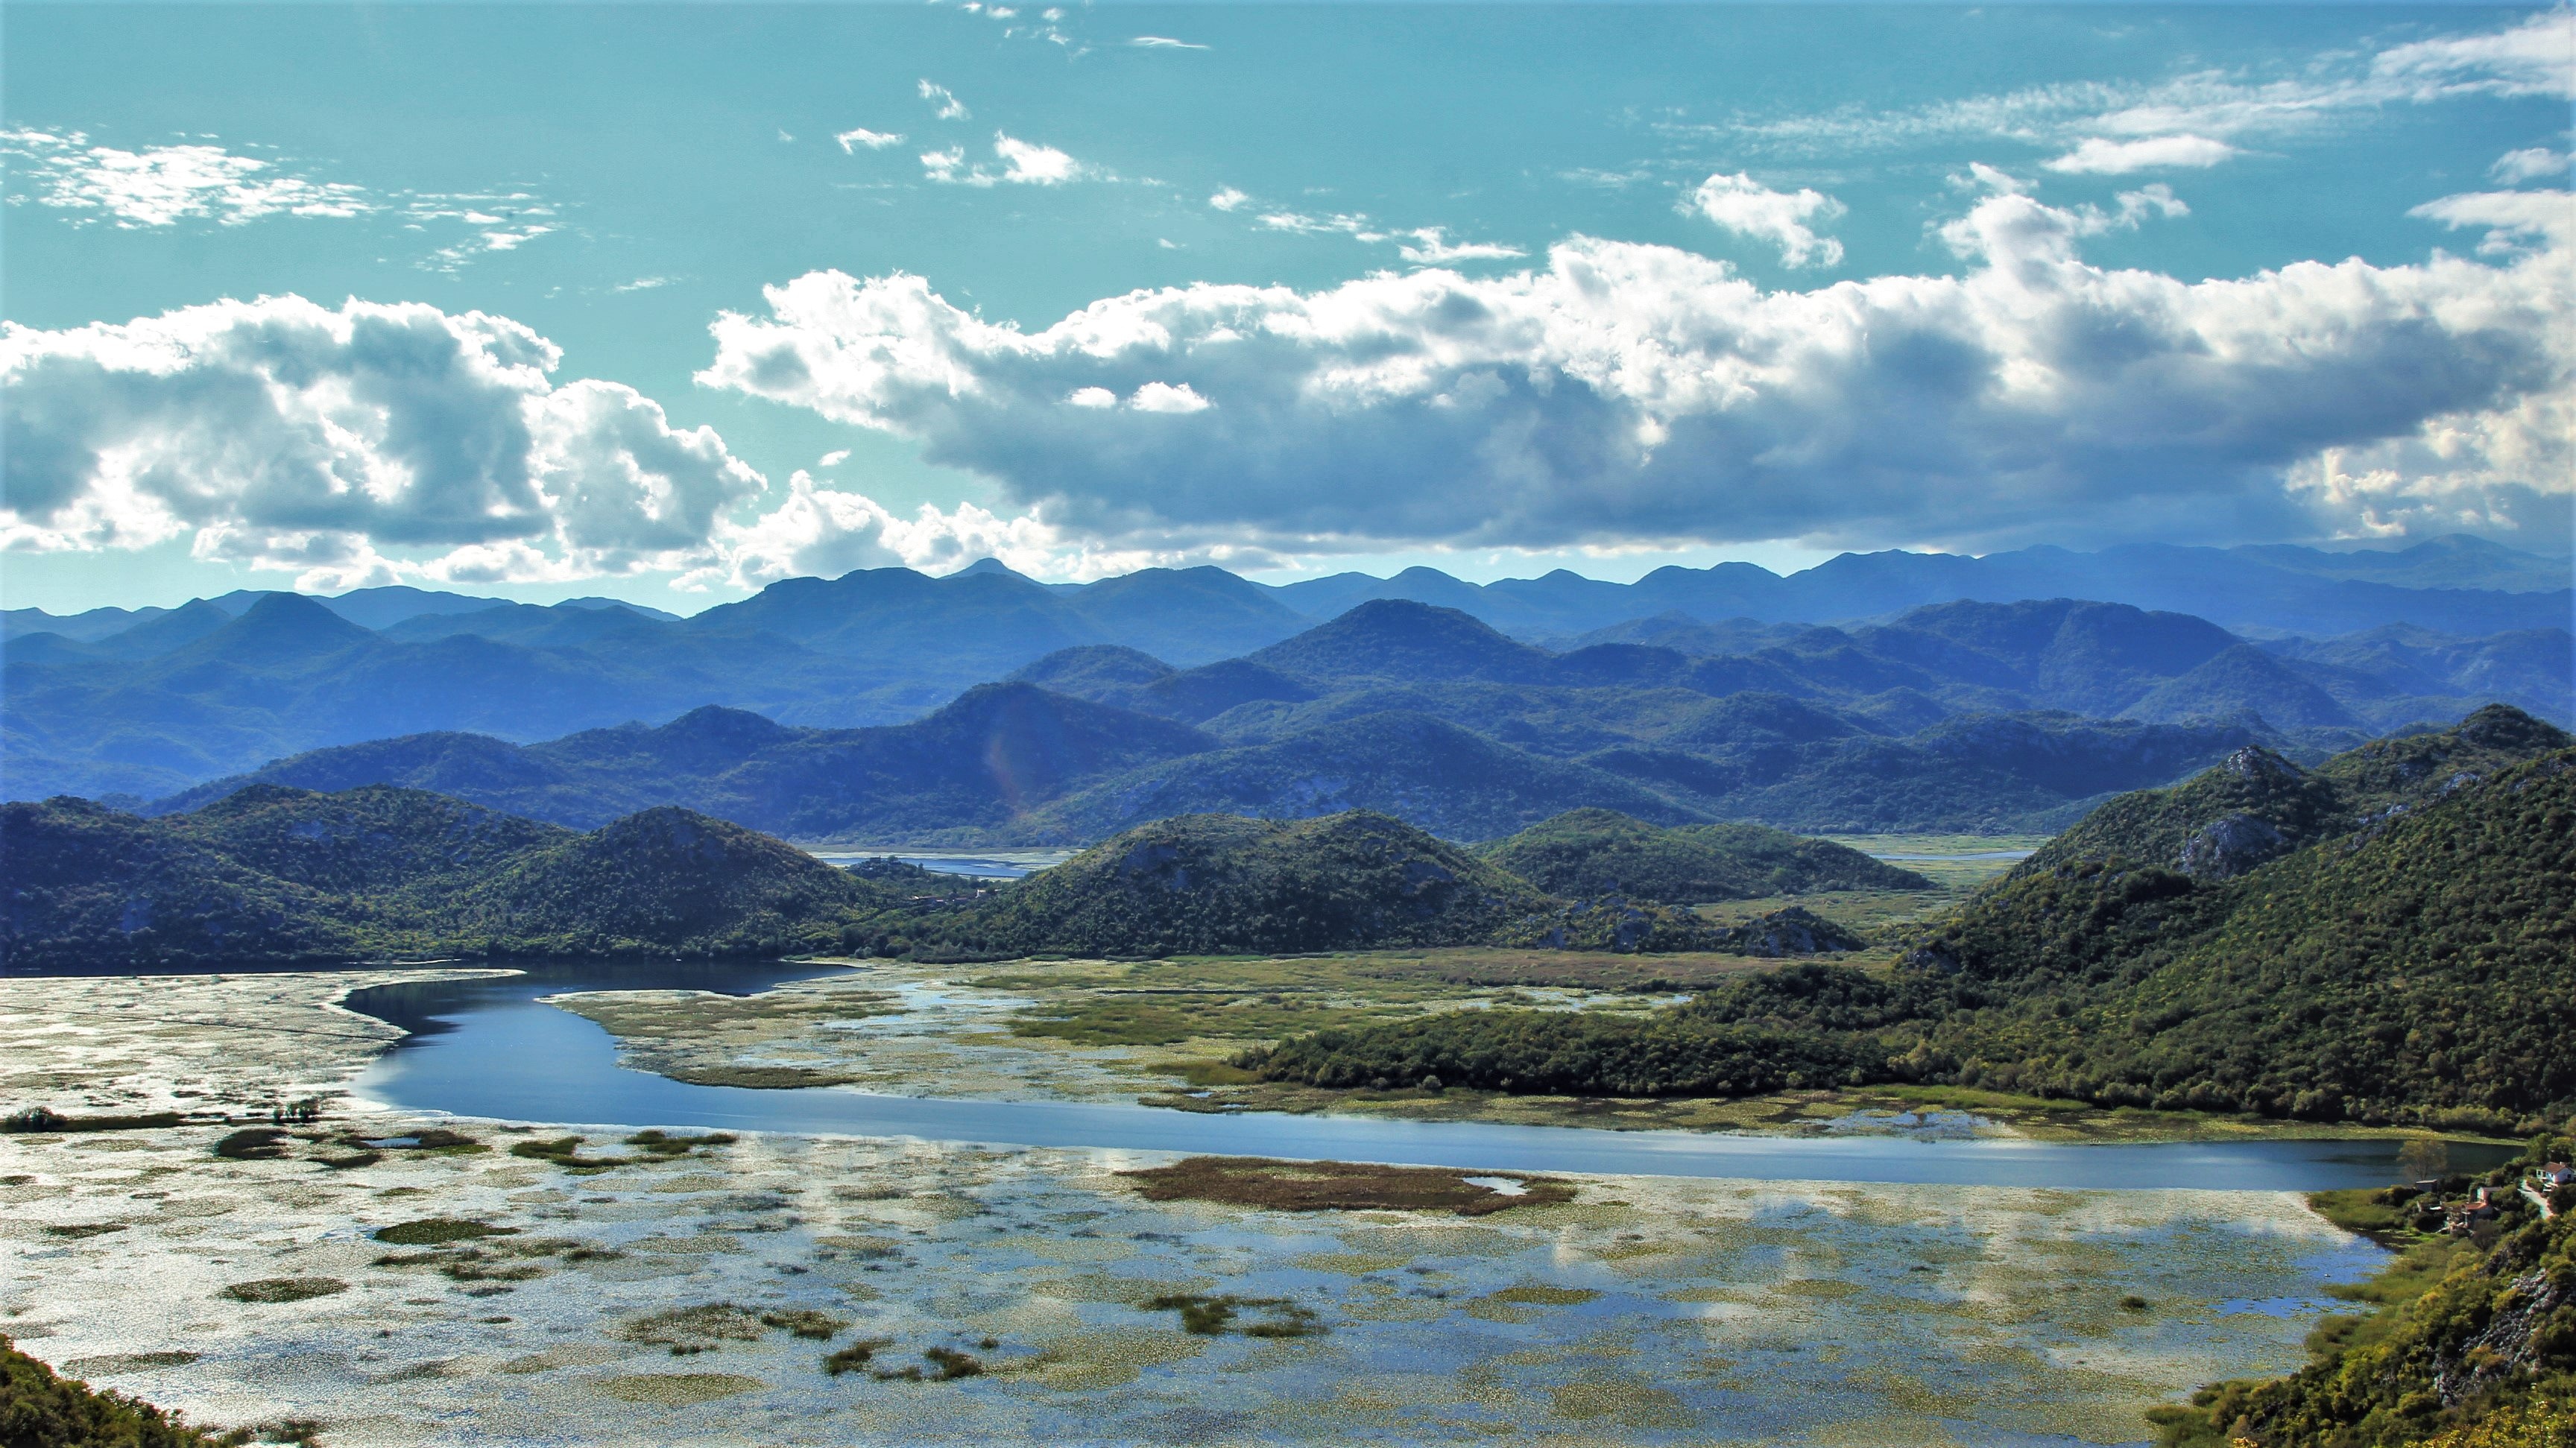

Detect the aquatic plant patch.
xmin=372 ymin=1218 xmax=519 ymax=1246
xmin=1140 ymin=1293 xmax=1328 ymax=1338
xmin=212 ymin=1128 xmax=291 ymax=1160
xmin=1119 ymin=1157 xmax=1576 ymax=1215
xmin=220 ymin=1277 xmax=347 ymax=1304
xmin=5 ymin=1107 xmax=186 ymax=1134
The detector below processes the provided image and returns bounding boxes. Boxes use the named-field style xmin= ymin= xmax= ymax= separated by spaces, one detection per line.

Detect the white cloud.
xmin=2044 ymin=134 xmax=2238 ymax=174
xmin=994 ymin=133 xmax=1084 ymax=185
xmin=918 ymin=80 xmax=970 ymax=121
xmin=2492 ymin=147 xmax=2571 ymax=185
xmin=1129 ymin=36 xmax=1208 ymax=49
xmin=1398 ymin=228 xmax=1526 ymax=265
xmin=2372 ymin=11 xmax=2576 ymax=101
xmin=1127 ymin=382 xmax=1211 ymax=414
xmin=40 ymin=155 xmax=580 ymax=274
xmin=1731 ymin=12 xmax=2575 ymax=161
xmin=920 ymin=133 xmax=1099 ymax=187
xmin=693 ymin=472 xmax=1196 ymax=589
xmin=817 ymin=449 xmax=852 ymax=467
xmin=1065 ymin=387 xmax=1117 ymax=408
xmin=701 ymin=191 xmax=2572 ymax=556
xmin=1208 ymin=187 xmax=1250 ymax=212
xmin=2409 ymin=188 xmax=2575 ymax=255
xmin=1256 ymin=209 xmax=1379 ymax=239
xmin=1685 ymin=173 xmax=1845 ymax=268
xmin=0 ymin=130 xmax=371 ymax=228
xmin=836 ymin=127 xmax=906 ymax=153
xmin=3 ymin=297 xmax=763 ymax=590
xmin=613 ymin=276 xmax=676 ymax=293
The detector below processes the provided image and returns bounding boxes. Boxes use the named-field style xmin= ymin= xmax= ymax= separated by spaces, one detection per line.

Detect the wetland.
xmin=0 ymin=958 xmax=2507 ymax=1446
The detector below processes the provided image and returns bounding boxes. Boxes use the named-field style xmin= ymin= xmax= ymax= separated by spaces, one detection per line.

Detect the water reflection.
xmin=341 ymin=960 xmax=2519 ymax=1192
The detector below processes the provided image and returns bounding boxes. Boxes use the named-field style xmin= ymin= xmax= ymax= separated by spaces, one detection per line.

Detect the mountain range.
xmin=4 ymin=537 xmax=2565 ymax=819
xmin=77 ymin=597 xmax=2567 ymax=843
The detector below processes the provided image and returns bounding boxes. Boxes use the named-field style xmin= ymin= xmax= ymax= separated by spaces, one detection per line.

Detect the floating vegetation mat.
xmin=1119 ymin=1157 xmax=1574 ymax=1215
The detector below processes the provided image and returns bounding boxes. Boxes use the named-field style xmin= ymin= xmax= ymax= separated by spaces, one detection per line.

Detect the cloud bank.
xmin=1 ymin=297 xmax=761 ymax=590
xmin=700 ymin=189 xmax=2572 ymax=556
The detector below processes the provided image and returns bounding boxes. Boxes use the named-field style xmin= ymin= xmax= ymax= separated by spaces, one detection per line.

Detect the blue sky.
xmin=4 ymin=2 xmax=2569 ymax=613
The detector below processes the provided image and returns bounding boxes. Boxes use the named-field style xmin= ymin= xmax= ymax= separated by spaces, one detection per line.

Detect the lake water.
xmin=806 ymin=849 xmax=1076 ymax=879
xmin=345 ymin=961 xmax=2511 ymax=1191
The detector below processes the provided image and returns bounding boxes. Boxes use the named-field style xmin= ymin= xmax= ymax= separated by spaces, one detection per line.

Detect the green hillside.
xmin=937 ymin=810 xmax=1553 ymax=957
xmin=0 ymin=796 xmax=371 ymax=967
xmin=1011 ymin=711 xmax=1708 ymax=843
xmin=1 ymin=787 xmax=900 ymax=968
xmin=1476 ymin=809 xmax=1931 ymax=902
xmin=1254 ymin=742 xmax=2576 ymax=1134
xmin=2020 ymin=705 xmax=2571 ymax=879
xmin=449 ymin=806 xmax=888 ymax=956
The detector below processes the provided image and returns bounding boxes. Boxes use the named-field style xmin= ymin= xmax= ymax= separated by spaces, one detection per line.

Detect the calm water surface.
xmin=342 ymin=961 xmax=2513 ymax=1190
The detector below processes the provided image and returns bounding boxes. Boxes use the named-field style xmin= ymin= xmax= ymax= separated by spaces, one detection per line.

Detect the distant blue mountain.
xmin=96 ymin=595 xmax=2566 ymax=843
xmin=4 ymin=540 xmax=2565 ymax=805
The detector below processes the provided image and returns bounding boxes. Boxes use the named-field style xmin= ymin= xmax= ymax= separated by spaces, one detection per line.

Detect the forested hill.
xmin=950 ymin=811 xmax=1553 ymax=957
xmin=0 ymin=785 xmax=918 ymax=969
xmin=2018 ymin=704 xmax=2572 ymax=880
xmin=1474 ymin=809 xmax=1931 ymax=902
xmin=1253 ymin=737 xmax=2576 ymax=1134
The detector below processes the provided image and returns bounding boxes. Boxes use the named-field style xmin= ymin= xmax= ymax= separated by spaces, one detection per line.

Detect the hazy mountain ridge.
xmin=104 ymin=598 xmax=2563 ymax=844
xmin=6 ymin=545 xmax=2565 ymax=812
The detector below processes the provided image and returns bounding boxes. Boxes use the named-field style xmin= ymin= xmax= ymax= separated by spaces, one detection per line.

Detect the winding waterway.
xmin=345 ymin=961 xmax=2511 ymax=1190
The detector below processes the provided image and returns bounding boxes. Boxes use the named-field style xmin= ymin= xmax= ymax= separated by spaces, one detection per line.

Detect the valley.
xmin=5 ymin=570 xmax=2571 ymax=1446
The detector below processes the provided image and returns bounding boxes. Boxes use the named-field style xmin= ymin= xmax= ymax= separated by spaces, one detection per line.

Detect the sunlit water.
xmin=343 ymin=961 xmax=2512 ymax=1190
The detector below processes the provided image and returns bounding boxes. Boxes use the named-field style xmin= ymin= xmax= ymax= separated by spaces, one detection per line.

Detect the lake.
xmin=345 ymin=961 xmax=2510 ymax=1190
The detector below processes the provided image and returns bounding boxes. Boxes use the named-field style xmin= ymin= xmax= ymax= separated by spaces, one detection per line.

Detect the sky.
xmin=3 ymin=1 xmax=2571 ymax=615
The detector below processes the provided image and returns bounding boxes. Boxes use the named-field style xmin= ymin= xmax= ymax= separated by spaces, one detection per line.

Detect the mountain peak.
xmin=1251 ymin=598 xmax=1549 ymax=685
xmin=170 ymin=591 xmax=373 ymax=668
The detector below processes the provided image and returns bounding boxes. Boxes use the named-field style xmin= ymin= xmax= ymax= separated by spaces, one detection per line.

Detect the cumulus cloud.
xmin=0 ymin=130 xmax=371 ymax=228
xmin=700 ymin=190 xmax=2572 ymax=556
xmin=918 ymin=80 xmax=970 ymax=121
xmin=836 ymin=127 xmax=906 ymax=152
xmin=2 ymin=297 xmax=763 ymax=590
xmin=694 ymin=472 xmax=1208 ymax=589
xmin=1685 ymin=173 xmax=1845 ymax=268
xmin=2045 ymin=134 xmax=2238 ymax=174
xmin=921 ymin=133 xmax=1099 ymax=186
xmin=1208 ymin=187 xmax=1250 ymax=212
xmin=993 ymin=133 xmax=1085 ymax=185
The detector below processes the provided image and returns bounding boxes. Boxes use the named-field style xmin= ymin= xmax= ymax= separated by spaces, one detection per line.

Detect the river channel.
xmin=344 ymin=961 xmax=2510 ymax=1190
